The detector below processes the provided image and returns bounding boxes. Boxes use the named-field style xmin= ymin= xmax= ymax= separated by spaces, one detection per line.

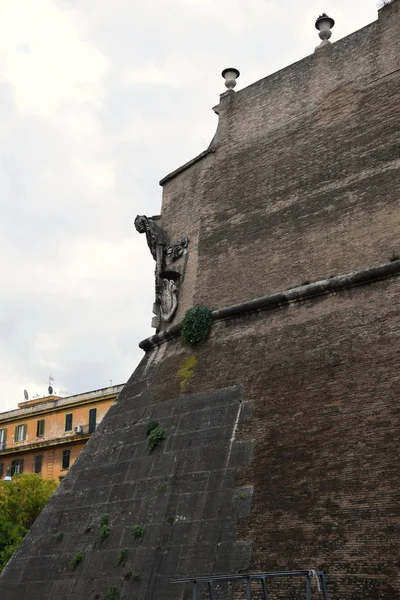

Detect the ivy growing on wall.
xmin=181 ymin=305 xmax=213 ymax=346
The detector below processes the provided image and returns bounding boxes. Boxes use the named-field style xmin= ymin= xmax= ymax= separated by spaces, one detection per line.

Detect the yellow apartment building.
xmin=0 ymin=384 xmax=123 ymax=482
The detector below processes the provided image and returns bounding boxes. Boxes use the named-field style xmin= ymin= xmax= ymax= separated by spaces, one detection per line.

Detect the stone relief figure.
xmin=160 ymin=279 xmax=178 ymax=322
xmin=165 ymin=237 xmax=189 ymax=262
xmin=135 ymin=215 xmax=188 ymax=329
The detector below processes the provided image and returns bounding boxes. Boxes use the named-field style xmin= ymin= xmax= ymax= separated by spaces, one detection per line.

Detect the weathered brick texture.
xmin=161 ymin=1 xmax=400 ymax=326
xmin=1 ymin=3 xmax=399 ymax=600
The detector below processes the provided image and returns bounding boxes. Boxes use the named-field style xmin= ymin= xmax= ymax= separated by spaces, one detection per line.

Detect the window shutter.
xmin=65 ymin=414 xmax=73 ymax=431
xmin=0 ymin=429 xmax=6 ymax=450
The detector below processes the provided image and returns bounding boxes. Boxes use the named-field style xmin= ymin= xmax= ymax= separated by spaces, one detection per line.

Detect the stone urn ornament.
xmin=222 ymin=67 xmax=240 ymax=90
xmin=315 ymin=13 xmax=335 ymax=47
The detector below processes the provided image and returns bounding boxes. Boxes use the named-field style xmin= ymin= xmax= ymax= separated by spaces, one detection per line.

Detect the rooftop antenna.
xmin=23 ymin=389 xmax=29 ymax=401
xmin=46 ymin=374 xmax=54 ymax=395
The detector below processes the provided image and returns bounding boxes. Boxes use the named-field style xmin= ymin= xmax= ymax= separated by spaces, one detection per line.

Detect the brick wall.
xmin=1 ymin=4 xmax=399 ymax=600
xmin=161 ymin=2 xmax=399 ymax=324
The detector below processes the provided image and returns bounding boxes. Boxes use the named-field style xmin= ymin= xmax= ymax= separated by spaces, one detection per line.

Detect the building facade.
xmin=0 ymin=3 xmax=399 ymax=600
xmin=0 ymin=384 xmax=123 ymax=482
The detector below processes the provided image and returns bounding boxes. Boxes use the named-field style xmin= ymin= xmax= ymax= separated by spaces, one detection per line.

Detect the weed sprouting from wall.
xmin=156 ymin=483 xmax=168 ymax=495
xmin=181 ymin=305 xmax=213 ymax=346
xmin=104 ymin=587 xmax=117 ymax=600
xmin=55 ymin=532 xmax=64 ymax=542
xmin=132 ymin=524 xmax=145 ymax=540
xmin=146 ymin=420 xmax=159 ymax=436
xmin=99 ymin=514 xmax=110 ymax=540
xmin=116 ymin=547 xmax=128 ymax=566
xmin=71 ymin=551 xmax=85 ymax=569
xmin=147 ymin=426 xmax=166 ymax=453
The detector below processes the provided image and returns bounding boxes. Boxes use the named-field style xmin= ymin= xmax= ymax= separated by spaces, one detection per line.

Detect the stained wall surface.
xmin=0 ymin=3 xmax=399 ymax=600
xmin=161 ymin=2 xmax=400 ymax=326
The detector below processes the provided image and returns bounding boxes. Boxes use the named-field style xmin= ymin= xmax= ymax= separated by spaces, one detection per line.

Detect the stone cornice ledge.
xmin=159 ymin=149 xmax=215 ymax=186
xmin=139 ymin=260 xmax=400 ymax=351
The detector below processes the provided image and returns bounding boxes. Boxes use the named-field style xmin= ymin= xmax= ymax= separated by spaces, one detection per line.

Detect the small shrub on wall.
xmin=181 ymin=305 xmax=213 ymax=346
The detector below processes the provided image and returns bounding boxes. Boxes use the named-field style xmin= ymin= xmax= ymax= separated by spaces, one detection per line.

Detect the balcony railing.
xmin=171 ymin=570 xmax=329 ymax=600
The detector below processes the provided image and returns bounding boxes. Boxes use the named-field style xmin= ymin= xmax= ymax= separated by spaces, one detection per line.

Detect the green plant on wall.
xmin=132 ymin=524 xmax=145 ymax=540
xmin=116 ymin=547 xmax=128 ymax=566
xmin=147 ymin=426 xmax=166 ymax=453
xmin=104 ymin=587 xmax=117 ymax=600
xmin=99 ymin=514 xmax=110 ymax=540
xmin=181 ymin=305 xmax=213 ymax=346
xmin=146 ymin=420 xmax=159 ymax=436
xmin=71 ymin=551 xmax=85 ymax=569
xmin=156 ymin=483 xmax=168 ymax=495
xmin=146 ymin=420 xmax=165 ymax=453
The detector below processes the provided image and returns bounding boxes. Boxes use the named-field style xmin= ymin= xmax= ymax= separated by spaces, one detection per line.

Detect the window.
xmin=65 ymin=413 xmax=73 ymax=432
xmin=36 ymin=419 xmax=45 ymax=437
xmin=0 ymin=463 xmax=3 ymax=478
xmin=33 ymin=455 xmax=43 ymax=474
xmin=0 ymin=428 xmax=6 ymax=450
xmin=62 ymin=449 xmax=71 ymax=469
xmin=11 ymin=459 xmax=24 ymax=475
xmin=14 ymin=424 xmax=26 ymax=442
xmin=88 ymin=408 xmax=97 ymax=434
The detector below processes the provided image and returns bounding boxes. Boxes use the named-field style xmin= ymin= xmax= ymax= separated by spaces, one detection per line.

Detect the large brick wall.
xmin=1 ymin=3 xmax=399 ymax=600
xmin=0 ymin=384 xmax=253 ymax=600
xmin=161 ymin=1 xmax=400 ymax=326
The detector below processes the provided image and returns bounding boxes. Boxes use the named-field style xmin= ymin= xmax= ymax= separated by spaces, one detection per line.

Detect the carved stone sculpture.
xmin=166 ymin=237 xmax=189 ymax=262
xmin=135 ymin=214 xmax=188 ymax=329
xmin=160 ymin=279 xmax=178 ymax=322
xmin=134 ymin=215 xmax=166 ymax=282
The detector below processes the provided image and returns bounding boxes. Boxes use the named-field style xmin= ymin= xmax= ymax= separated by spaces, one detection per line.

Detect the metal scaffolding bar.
xmin=171 ymin=569 xmax=329 ymax=600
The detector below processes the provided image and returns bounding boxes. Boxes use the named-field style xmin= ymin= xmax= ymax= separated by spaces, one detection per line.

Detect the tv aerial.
xmin=47 ymin=374 xmax=54 ymax=395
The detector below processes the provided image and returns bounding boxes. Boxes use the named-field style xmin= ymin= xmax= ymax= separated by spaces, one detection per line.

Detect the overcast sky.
xmin=0 ymin=0 xmax=381 ymax=411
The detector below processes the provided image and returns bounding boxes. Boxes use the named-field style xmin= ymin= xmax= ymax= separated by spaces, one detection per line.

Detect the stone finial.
xmin=222 ymin=67 xmax=240 ymax=90
xmin=315 ymin=13 xmax=335 ymax=47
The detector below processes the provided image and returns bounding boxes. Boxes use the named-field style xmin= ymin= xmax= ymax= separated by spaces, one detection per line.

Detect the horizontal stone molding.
xmin=139 ymin=260 xmax=400 ymax=351
xmin=0 ymin=433 xmax=90 ymax=457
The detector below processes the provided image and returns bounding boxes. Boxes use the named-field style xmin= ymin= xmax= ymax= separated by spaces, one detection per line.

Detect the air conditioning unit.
xmin=74 ymin=425 xmax=83 ymax=434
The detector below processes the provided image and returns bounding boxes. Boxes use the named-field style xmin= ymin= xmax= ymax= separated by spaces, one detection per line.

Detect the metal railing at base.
xmin=171 ymin=570 xmax=329 ymax=600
